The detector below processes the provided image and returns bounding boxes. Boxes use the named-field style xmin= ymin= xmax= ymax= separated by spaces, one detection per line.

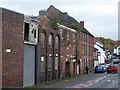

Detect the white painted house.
xmin=94 ymin=41 xmax=106 ymax=67
xmin=113 ymin=45 xmax=120 ymax=55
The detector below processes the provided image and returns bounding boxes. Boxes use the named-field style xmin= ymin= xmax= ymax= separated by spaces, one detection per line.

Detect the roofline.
xmin=57 ymin=23 xmax=77 ymax=33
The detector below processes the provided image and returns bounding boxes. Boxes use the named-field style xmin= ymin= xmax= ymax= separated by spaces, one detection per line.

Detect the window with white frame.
xmin=67 ymin=32 xmax=70 ymax=40
xmin=73 ymin=33 xmax=75 ymax=40
xmin=73 ymin=46 xmax=75 ymax=57
xmin=40 ymin=56 xmax=45 ymax=72
xmin=67 ymin=46 xmax=69 ymax=56
xmin=60 ymin=29 xmax=63 ymax=37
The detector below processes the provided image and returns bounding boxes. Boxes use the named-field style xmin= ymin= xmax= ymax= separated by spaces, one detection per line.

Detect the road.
xmin=36 ymin=63 xmax=119 ymax=89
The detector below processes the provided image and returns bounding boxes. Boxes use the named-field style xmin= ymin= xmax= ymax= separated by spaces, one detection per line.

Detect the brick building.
xmin=36 ymin=15 xmax=60 ymax=84
xmin=1 ymin=8 xmax=40 ymax=88
xmin=78 ymin=21 xmax=94 ymax=74
xmin=57 ymin=23 xmax=77 ymax=77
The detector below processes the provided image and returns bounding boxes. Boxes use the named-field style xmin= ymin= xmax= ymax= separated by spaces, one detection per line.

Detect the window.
xmin=81 ymin=60 xmax=83 ymax=70
xmin=81 ymin=33 xmax=83 ymax=41
xmin=77 ymin=33 xmax=80 ymax=38
xmin=48 ymin=35 xmax=53 ymax=48
xmin=55 ymin=56 xmax=59 ymax=70
xmin=86 ymin=45 xmax=87 ymax=56
xmin=40 ymin=56 xmax=45 ymax=72
xmin=67 ymin=32 xmax=70 ymax=40
xmin=50 ymin=7 xmax=53 ymax=13
xmin=34 ymin=29 xmax=36 ymax=38
xmin=48 ymin=56 xmax=52 ymax=71
xmin=84 ymin=45 xmax=85 ymax=55
xmin=60 ymin=29 xmax=63 ymax=37
xmin=61 ymin=44 xmax=63 ymax=56
xmin=41 ymin=33 xmax=45 ymax=48
xmin=73 ymin=46 xmax=75 ymax=57
xmin=24 ymin=22 xmax=29 ymax=41
xmin=55 ymin=36 xmax=59 ymax=49
xmin=67 ymin=47 xmax=69 ymax=56
xmin=89 ymin=60 xmax=90 ymax=68
xmin=73 ymin=33 xmax=75 ymax=40
xmin=86 ymin=34 xmax=87 ymax=42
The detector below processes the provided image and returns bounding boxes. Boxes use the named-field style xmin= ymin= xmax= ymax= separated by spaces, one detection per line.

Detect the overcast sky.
xmin=0 ymin=0 xmax=119 ymax=40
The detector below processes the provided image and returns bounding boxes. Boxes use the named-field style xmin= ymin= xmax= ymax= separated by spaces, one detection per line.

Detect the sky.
xmin=0 ymin=0 xmax=119 ymax=40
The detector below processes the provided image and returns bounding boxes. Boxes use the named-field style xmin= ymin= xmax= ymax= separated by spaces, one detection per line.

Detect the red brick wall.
xmin=2 ymin=8 xmax=24 ymax=87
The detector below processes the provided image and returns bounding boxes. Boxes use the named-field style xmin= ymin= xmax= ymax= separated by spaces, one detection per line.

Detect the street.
xmin=37 ymin=64 xmax=119 ymax=89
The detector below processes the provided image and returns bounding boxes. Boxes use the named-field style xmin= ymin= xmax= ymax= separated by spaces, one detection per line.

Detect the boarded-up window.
xmin=48 ymin=56 xmax=52 ymax=71
xmin=41 ymin=33 xmax=45 ymax=48
xmin=40 ymin=56 xmax=45 ymax=72
xmin=55 ymin=56 xmax=58 ymax=70
xmin=67 ymin=32 xmax=69 ymax=40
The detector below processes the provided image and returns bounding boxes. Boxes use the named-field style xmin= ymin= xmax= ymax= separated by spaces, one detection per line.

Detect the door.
xmin=23 ymin=44 xmax=35 ymax=87
xmin=65 ymin=62 xmax=70 ymax=77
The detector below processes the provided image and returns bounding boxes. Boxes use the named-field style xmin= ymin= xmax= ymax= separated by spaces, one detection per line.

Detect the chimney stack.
xmin=80 ymin=21 xmax=84 ymax=28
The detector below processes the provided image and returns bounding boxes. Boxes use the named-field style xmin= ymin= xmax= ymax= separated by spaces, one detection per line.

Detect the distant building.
xmin=113 ymin=45 xmax=120 ymax=56
xmin=94 ymin=39 xmax=106 ymax=67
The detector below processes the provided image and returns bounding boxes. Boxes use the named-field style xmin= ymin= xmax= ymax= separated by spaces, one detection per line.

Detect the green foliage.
xmin=97 ymin=37 xmax=117 ymax=53
xmin=67 ymin=23 xmax=82 ymax=32
xmin=49 ymin=10 xmax=62 ymax=30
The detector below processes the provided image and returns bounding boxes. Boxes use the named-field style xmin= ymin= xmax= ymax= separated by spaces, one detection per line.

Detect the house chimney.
xmin=80 ymin=21 xmax=84 ymax=28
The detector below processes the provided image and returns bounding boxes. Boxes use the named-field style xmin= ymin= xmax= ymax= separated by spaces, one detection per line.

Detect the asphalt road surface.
xmin=37 ymin=64 xmax=119 ymax=89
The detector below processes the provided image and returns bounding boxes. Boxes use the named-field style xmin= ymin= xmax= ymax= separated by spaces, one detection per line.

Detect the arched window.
xmin=55 ymin=36 xmax=59 ymax=49
xmin=48 ymin=34 xmax=53 ymax=48
xmin=41 ymin=32 xmax=46 ymax=48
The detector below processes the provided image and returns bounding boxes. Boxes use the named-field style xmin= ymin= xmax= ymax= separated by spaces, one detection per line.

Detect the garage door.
xmin=23 ymin=44 xmax=35 ymax=87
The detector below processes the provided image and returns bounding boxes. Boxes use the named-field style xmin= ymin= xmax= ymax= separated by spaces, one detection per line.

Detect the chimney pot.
xmin=80 ymin=21 xmax=84 ymax=28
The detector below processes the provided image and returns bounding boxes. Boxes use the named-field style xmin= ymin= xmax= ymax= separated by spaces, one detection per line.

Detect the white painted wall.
xmin=94 ymin=44 xmax=105 ymax=64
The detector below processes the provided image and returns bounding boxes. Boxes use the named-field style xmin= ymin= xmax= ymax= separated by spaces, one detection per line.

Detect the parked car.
xmin=106 ymin=64 xmax=110 ymax=68
xmin=113 ymin=59 xmax=119 ymax=64
xmin=98 ymin=65 xmax=106 ymax=72
xmin=107 ymin=64 xmax=118 ymax=74
xmin=94 ymin=65 xmax=104 ymax=73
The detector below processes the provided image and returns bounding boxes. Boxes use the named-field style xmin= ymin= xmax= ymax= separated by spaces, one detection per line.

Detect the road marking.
xmin=69 ymin=76 xmax=105 ymax=88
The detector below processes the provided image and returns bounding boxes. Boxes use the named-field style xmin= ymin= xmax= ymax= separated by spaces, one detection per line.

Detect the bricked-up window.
xmin=73 ymin=33 xmax=75 ymax=40
xmin=61 ymin=44 xmax=63 ymax=56
xmin=55 ymin=56 xmax=58 ymax=70
xmin=73 ymin=46 xmax=75 ymax=56
xmin=60 ymin=29 xmax=63 ymax=37
xmin=24 ymin=22 xmax=29 ymax=41
xmin=48 ymin=56 xmax=52 ymax=71
xmin=55 ymin=36 xmax=59 ymax=49
xmin=40 ymin=56 xmax=45 ymax=72
xmin=41 ymin=33 xmax=45 ymax=48
xmin=67 ymin=32 xmax=70 ymax=40
xmin=49 ymin=35 xmax=53 ymax=48
xmin=67 ymin=46 xmax=69 ymax=56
